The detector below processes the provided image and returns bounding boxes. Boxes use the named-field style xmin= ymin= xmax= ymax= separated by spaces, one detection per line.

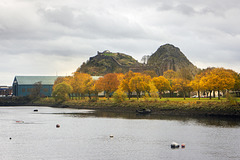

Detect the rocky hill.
xmin=147 ymin=44 xmax=199 ymax=76
xmin=77 ymin=50 xmax=142 ymax=75
xmin=77 ymin=44 xmax=199 ymax=76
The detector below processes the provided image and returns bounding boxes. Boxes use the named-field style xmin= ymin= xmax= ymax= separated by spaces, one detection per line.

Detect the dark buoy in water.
xmin=109 ymin=135 xmax=114 ymax=138
xmin=9 ymin=137 xmax=12 ymax=140
xmin=181 ymin=143 xmax=185 ymax=148
xmin=56 ymin=124 xmax=60 ymax=128
xmin=171 ymin=142 xmax=180 ymax=149
xmin=34 ymin=109 xmax=38 ymax=112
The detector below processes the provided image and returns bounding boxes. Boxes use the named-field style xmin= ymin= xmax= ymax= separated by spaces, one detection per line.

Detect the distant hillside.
xmin=147 ymin=44 xmax=199 ymax=76
xmin=77 ymin=44 xmax=199 ymax=76
xmin=77 ymin=50 xmax=142 ymax=75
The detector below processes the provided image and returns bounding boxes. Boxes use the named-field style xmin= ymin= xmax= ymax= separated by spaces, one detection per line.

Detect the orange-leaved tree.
xmin=93 ymin=79 xmax=104 ymax=99
xmin=97 ymin=73 xmax=120 ymax=99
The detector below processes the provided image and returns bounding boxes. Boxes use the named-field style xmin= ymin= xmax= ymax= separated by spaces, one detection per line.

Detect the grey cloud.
xmin=38 ymin=6 xmax=75 ymax=27
xmin=1 ymin=0 xmax=240 ymax=85
xmin=175 ymin=4 xmax=196 ymax=15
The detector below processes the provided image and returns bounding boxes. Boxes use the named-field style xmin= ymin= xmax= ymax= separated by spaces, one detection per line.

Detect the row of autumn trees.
xmin=52 ymin=67 xmax=240 ymax=103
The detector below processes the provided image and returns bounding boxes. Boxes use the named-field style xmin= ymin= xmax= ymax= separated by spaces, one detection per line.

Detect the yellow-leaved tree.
xmin=152 ymin=76 xmax=171 ymax=99
xmin=71 ymin=72 xmax=93 ymax=99
xmin=163 ymin=70 xmax=177 ymax=97
xmin=129 ymin=73 xmax=149 ymax=100
xmin=84 ymin=77 xmax=95 ymax=100
xmin=120 ymin=71 xmax=135 ymax=99
xmin=210 ymin=68 xmax=235 ymax=99
xmin=172 ymin=68 xmax=192 ymax=100
xmin=190 ymin=74 xmax=203 ymax=99
xmin=172 ymin=78 xmax=191 ymax=100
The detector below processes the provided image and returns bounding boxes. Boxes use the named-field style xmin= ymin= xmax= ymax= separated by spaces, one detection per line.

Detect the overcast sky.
xmin=0 ymin=0 xmax=240 ymax=85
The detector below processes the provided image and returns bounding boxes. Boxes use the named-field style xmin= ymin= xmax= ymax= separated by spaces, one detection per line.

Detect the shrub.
xmin=226 ymin=92 xmax=237 ymax=105
xmin=113 ymin=89 xmax=127 ymax=103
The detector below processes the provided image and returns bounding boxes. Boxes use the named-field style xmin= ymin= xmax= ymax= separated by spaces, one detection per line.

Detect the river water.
xmin=0 ymin=106 xmax=239 ymax=160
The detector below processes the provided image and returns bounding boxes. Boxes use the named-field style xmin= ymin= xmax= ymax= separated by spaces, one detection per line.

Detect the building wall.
xmin=0 ymin=86 xmax=12 ymax=96
xmin=13 ymin=84 xmax=53 ymax=97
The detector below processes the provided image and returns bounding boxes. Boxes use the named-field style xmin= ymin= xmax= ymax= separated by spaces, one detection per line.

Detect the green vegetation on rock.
xmin=77 ymin=44 xmax=200 ymax=77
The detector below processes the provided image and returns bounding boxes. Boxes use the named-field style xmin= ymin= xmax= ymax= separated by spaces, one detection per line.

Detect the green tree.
xmin=52 ymin=82 xmax=73 ymax=103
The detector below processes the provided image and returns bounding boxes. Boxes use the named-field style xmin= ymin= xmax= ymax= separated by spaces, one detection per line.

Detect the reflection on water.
xmin=68 ymin=110 xmax=240 ymax=128
xmin=1 ymin=106 xmax=240 ymax=160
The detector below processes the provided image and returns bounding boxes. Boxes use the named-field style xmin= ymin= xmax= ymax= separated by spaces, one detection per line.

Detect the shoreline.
xmin=1 ymin=98 xmax=240 ymax=117
xmin=55 ymin=100 xmax=240 ymax=117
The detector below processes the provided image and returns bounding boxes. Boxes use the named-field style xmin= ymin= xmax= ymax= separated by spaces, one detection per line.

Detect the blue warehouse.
xmin=12 ymin=76 xmax=59 ymax=97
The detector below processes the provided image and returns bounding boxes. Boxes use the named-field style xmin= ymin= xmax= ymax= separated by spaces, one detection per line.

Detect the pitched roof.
xmin=14 ymin=76 xmax=60 ymax=85
xmin=92 ymin=76 xmax=102 ymax=80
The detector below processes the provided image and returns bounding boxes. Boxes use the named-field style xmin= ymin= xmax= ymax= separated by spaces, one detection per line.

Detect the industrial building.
xmin=12 ymin=76 xmax=59 ymax=97
xmin=12 ymin=76 xmax=102 ymax=97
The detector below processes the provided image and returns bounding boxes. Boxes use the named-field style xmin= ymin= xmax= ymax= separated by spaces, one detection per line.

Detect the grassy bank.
xmin=31 ymin=97 xmax=240 ymax=117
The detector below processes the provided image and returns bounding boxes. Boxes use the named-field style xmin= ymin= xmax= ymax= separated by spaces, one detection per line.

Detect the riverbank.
xmin=32 ymin=97 xmax=240 ymax=117
xmin=1 ymin=97 xmax=240 ymax=117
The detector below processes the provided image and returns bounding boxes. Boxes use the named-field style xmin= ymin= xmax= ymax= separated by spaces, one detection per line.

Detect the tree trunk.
xmin=106 ymin=92 xmax=109 ymax=100
xmin=136 ymin=92 xmax=140 ymax=100
xmin=159 ymin=92 xmax=162 ymax=99
xmin=218 ymin=90 xmax=220 ymax=100
xmin=88 ymin=92 xmax=91 ymax=100
xmin=209 ymin=90 xmax=212 ymax=99
xmin=95 ymin=91 xmax=98 ymax=99
xmin=198 ymin=90 xmax=200 ymax=100
xmin=183 ymin=91 xmax=186 ymax=100
xmin=148 ymin=91 xmax=151 ymax=97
